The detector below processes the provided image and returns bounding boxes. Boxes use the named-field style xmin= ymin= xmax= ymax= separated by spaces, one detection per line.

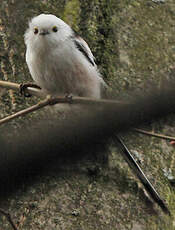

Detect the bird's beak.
xmin=39 ymin=29 xmax=49 ymax=36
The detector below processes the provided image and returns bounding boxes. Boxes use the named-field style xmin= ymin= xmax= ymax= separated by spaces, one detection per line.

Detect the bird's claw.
xmin=65 ymin=94 xmax=73 ymax=103
xmin=19 ymin=83 xmax=41 ymax=97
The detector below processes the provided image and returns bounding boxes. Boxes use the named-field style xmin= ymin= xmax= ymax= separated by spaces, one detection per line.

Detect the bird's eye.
xmin=52 ymin=26 xmax=58 ymax=32
xmin=34 ymin=27 xmax=39 ymax=34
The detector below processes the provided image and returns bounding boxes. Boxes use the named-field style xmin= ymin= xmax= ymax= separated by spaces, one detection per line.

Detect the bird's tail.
xmin=114 ymin=135 xmax=171 ymax=216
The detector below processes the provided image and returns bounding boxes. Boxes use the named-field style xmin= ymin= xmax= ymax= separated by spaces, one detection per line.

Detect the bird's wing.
xmin=73 ymin=36 xmax=96 ymax=66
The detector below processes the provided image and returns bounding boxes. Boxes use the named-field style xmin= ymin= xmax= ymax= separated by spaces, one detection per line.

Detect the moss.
xmin=76 ymin=0 xmax=120 ymax=93
xmin=116 ymin=0 xmax=175 ymax=94
xmin=63 ymin=0 xmax=80 ymax=30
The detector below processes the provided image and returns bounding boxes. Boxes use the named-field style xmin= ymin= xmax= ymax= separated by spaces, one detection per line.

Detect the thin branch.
xmin=1 ymin=80 xmax=175 ymax=143
xmin=0 ymin=80 xmax=127 ymax=105
xmin=0 ymin=80 xmax=43 ymax=97
xmin=0 ymin=92 xmax=128 ymax=126
xmin=0 ymin=80 xmax=127 ymax=126
xmin=133 ymin=128 xmax=175 ymax=141
xmin=0 ymin=96 xmax=54 ymax=125
xmin=0 ymin=208 xmax=18 ymax=230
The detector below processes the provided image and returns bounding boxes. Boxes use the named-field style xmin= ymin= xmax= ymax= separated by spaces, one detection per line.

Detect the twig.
xmin=0 ymin=93 xmax=129 ymax=126
xmin=0 ymin=80 xmax=127 ymax=105
xmin=0 ymin=80 xmax=43 ymax=98
xmin=1 ymin=80 xmax=175 ymax=143
xmin=133 ymin=128 xmax=175 ymax=141
xmin=0 ymin=208 xmax=18 ymax=230
xmin=0 ymin=80 xmax=128 ymax=126
xmin=0 ymin=95 xmax=56 ymax=125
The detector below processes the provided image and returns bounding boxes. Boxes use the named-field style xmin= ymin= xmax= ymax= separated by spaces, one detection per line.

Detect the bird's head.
xmin=24 ymin=14 xmax=72 ymax=50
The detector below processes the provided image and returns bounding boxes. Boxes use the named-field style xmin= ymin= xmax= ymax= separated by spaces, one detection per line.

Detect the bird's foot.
xmin=65 ymin=93 xmax=73 ymax=103
xmin=19 ymin=83 xmax=41 ymax=97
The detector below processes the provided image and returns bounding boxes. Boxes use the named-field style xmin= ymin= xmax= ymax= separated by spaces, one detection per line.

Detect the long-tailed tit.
xmin=24 ymin=14 xmax=170 ymax=215
xmin=24 ymin=14 xmax=105 ymax=99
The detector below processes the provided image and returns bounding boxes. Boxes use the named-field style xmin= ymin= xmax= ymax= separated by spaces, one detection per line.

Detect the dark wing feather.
xmin=73 ymin=36 xmax=96 ymax=66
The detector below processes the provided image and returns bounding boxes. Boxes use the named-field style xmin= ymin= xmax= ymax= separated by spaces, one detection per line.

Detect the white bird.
xmin=24 ymin=13 xmax=105 ymax=99
xmin=24 ymin=14 xmax=170 ymax=215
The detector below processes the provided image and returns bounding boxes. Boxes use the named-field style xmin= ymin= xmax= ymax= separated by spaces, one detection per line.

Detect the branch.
xmin=0 ymin=208 xmax=18 ymax=230
xmin=0 ymin=96 xmax=54 ymax=125
xmin=0 ymin=92 xmax=128 ymax=126
xmin=0 ymin=80 xmax=129 ymax=125
xmin=133 ymin=128 xmax=175 ymax=141
xmin=0 ymin=80 xmax=126 ymax=106
xmin=1 ymin=80 xmax=175 ymax=144
xmin=0 ymin=80 xmax=43 ymax=98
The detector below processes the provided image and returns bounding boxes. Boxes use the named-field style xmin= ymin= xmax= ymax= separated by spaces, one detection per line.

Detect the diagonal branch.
xmin=0 ymin=95 xmax=54 ymax=125
xmin=0 ymin=93 xmax=128 ymax=126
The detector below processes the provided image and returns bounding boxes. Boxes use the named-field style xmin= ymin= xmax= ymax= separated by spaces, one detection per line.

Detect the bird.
xmin=24 ymin=14 xmax=170 ymax=215
xmin=24 ymin=13 xmax=106 ymax=99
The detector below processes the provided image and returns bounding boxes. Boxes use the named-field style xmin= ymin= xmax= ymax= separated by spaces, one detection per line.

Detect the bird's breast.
xmin=26 ymin=45 xmax=100 ymax=97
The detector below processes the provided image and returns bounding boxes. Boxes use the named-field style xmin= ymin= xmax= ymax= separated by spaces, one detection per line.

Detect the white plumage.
xmin=25 ymin=14 xmax=105 ymax=99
